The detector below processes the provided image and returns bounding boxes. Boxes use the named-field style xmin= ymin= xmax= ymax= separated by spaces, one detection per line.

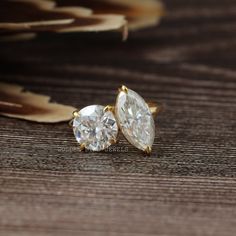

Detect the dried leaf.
xmin=0 ymin=83 xmax=76 ymax=123
xmin=55 ymin=0 xmax=165 ymax=30
xmin=0 ymin=0 xmax=75 ymax=32
xmin=16 ymin=14 xmax=127 ymax=36
xmin=0 ymin=0 xmax=163 ymax=42
xmin=0 ymin=0 xmax=127 ymax=36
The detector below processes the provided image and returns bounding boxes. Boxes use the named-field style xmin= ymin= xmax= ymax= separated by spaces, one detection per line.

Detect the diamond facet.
xmin=115 ymin=88 xmax=155 ymax=151
xmin=73 ymin=105 xmax=118 ymax=151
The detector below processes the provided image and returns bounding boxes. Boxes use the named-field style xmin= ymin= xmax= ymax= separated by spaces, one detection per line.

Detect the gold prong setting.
xmin=119 ymin=85 xmax=128 ymax=94
xmin=110 ymin=138 xmax=117 ymax=145
xmin=73 ymin=110 xmax=79 ymax=118
xmin=80 ymin=143 xmax=86 ymax=151
xmin=104 ymin=105 xmax=115 ymax=113
xmin=145 ymin=146 xmax=152 ymax=155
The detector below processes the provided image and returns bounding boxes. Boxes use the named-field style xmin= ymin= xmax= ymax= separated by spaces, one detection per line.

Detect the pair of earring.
xmin=70 ymin=85 xmax=160 ymax=154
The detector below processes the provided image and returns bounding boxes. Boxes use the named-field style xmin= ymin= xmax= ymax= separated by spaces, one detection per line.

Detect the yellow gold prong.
xmin=110 ymin=138 xmax=117 ymax=145
xmin=73 ymin=110 xmax=79 ymax=118
xmin=119 ymin=85 xmax=128 ymax=93
xmin=147 ymin=102 xmax=162 ymax=118
xmin=80 ymin=143 xmax=86 ymax=151
xmin=145 ymin=146 xmax=152 ymax=155
xmin=104 ymin=105 xmax=115 ymax=113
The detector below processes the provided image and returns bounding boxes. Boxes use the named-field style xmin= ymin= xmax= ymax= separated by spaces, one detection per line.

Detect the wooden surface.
xmin=0 ymin=0 xmax=236 ymax=235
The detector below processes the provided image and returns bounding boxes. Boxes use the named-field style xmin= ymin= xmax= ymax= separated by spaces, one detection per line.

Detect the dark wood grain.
xmin=0 ymin=0 xmax=236 ymax=235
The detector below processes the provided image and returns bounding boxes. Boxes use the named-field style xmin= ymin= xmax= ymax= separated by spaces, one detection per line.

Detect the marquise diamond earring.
xmin=115 ymin=85 xmax=156 ymax=154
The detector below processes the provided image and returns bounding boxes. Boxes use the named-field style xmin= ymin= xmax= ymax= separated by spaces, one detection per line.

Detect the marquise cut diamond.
xmin=73 ymin=105 xmax=118 ymax=151
xmin=115 ymin=88 xmax=155 ymax=151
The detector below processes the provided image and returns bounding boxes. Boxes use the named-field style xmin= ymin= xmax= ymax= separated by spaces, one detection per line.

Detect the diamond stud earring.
xmin=70 ymin=87 xmax=159 ymax=153
xmin=71 ymin=105 xmax=118 ymax=152
xmin=115 ymin=85 xmax=156 ymax=154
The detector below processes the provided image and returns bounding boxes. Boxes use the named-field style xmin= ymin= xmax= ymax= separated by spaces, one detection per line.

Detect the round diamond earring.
xmin=71 ymin=105 xmax=118 ymax=152
xmin=115 ymin=85 xmax=156 ymax=154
